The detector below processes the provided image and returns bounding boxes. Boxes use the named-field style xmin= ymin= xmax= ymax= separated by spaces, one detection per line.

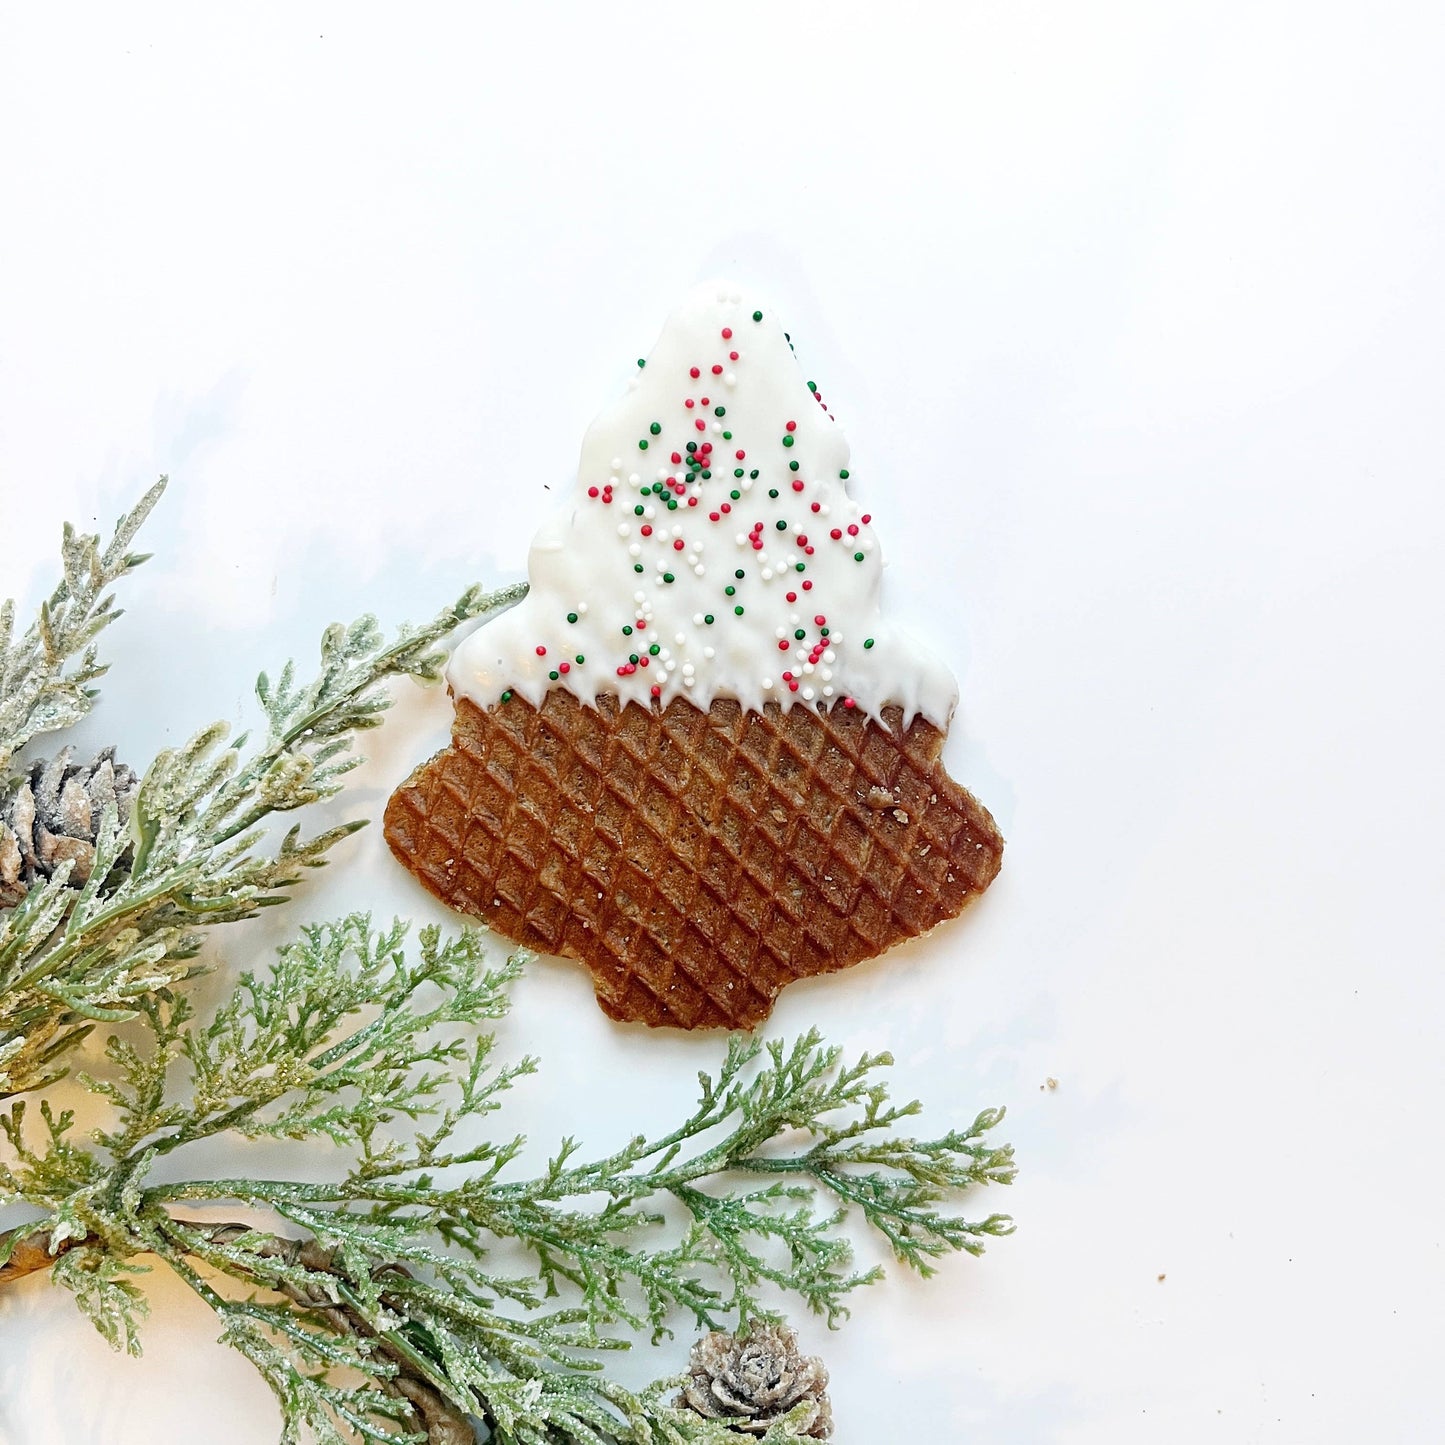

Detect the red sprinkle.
xmin=810 ymin=502 xmax=821 ymax=513
xmin=720 ymin=502 xmax=731 ymax=513
xmin=535 ymin=646 xmax=547 ymax=656
xmin=721 ymin=327 xmax=733 ymax=339
xmin=729 ymin=350 xmax=739 ymax=360
xmin=640 ymin=524 xmax=653 ymax=536
xmin=671 ymin=452 xmax=682 ymax=464
xmin=673 ymin=539 xmax=685 ymax=551
xmin=685 ymin=398 xmax=695 ymax=409
xmin=735 ymin=449 xmax=746 ymax=460
xmin=792 ymin=480 xmax=805 ymax=491
xmin=861 ymin=514 xmax=872 ymax=523
xmin=802 ymin=580 xmax=813 ymax=591
xmin=777 ymin=640 xmax=790 ymax=651
xmin=847 ymin=524 xmax=859 ymax=536
xmin=830 ymin=528 xmax=843 ymax=540
xmin=785 ymin=420 xmax=797 ymax=432
xmin=558 ymin=662 xmax=570 ymax=674
xmin=709 ymin=511 xmax=720 ymax=521
xmin=843 ymin=697 xmax=856 ymax=709
xmin=690 ymin=367 xmax=700 ymax=378
xmin=786 ymin=591 xmax=797 ymax=602
xmin=587 ymin=486 xmax=599 ymax=498
xmin=814 ymin=615 xmax=826 ymax=625
xmin=695 ymin=419 xmax=706 ymax=431
xmin=711 ymin=364 xmax=723 ymax=375
xmin=788 ymin=680 xmax=800 ymax=692
xmin=651 ymin=684 xmax=661 ymax=697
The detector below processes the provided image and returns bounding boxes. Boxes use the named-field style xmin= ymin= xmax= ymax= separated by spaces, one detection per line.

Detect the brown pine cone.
xmin=0 ymin=747 xmax=138 ymax=907
xmin=678 ymin=1324 xmax=833 ymax=1439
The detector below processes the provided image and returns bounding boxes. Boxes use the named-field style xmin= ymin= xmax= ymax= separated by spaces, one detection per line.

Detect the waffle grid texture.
xmin=384 ymin=692 xmax=1003 ymax=1030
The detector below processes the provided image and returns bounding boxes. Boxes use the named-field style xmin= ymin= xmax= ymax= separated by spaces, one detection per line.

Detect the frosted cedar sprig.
xmin=0 ymin=483 xmax=526 ymax=1096
xmin=0 ymin=478 xmax=165 ymax=780
xmin=0 ymin=915 xmax=1014 ymax=1445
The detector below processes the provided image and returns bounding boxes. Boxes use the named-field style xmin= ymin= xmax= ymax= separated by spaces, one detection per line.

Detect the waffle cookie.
xmin=386 ymin=283 xmax=1002 ymax=1028
xmin=384 ymin=690 xmax=1002 ymax=1030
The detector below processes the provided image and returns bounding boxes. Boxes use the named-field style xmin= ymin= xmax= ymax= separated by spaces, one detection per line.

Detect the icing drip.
xmin=449 ymin=283 xmax=959 ymax=729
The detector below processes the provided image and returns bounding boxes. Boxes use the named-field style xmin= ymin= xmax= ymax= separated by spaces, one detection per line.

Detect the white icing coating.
xmin=448 ymin=283 xmax=958 ymax=728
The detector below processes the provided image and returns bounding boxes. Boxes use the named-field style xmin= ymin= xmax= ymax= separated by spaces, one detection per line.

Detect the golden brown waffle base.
xmin=384 ymin=692 xmax=1003 ymax=1030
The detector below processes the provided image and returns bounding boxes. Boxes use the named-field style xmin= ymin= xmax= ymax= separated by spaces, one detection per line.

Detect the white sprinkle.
xmin=762 ymin=677 xmax=774 ymax=690
xmin=711 ymin=423 xmax=723 ymax=434
xmin=634 ymin=591 xmax=647 ymax=605
xmin=693 ymin=564 xmax=705 ymax=576
xmin=761 ymin=567 xmax=774 ymax=581
xmin=725 ymin=372 xmax=736 ymax=386
xmin=823 ymin=649 xmax=836 ymax=663
xmin=628 ymin=473 xmax=640 ymax=486
xmin=692 ymin=613 xmax=705 ymax=626
xmin=617 ymin=524 xmax=630 ymax=538
xmin=703 ymin=646 xmax=716 ymax=660
xmin=802 ymin=687 xmax=815 ymax=701
xmin=611 ymin=457 xmax=622 ymax=471
xmin=656 ymin=468 xmax=668 ymax=482
xmin=578 ymin=603 xmax=589 ymax=615
xmin=628 ymin=543 xmax=641 ymax=558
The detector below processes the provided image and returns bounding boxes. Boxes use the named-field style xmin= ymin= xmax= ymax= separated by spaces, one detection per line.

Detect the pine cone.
xmin=0 ymin=748 xmax=138 ymax=907
xmin=678 ymin=1324 xmax=833 ymax=1439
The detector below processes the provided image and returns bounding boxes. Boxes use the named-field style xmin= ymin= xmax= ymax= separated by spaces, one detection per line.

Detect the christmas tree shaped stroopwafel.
xmin=385 ymin=285 xmax=1002 ymax=1029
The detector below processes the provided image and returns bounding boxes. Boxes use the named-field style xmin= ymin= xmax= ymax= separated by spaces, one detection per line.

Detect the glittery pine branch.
xmin=0 ymin=915 xmax=1013 ymax=1445
xmin=0 ymin=486 xmax=526 ymax=1096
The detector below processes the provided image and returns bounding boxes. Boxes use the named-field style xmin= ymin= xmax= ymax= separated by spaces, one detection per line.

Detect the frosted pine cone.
xmin=678 ymin=1324 xmax=833 ymax=1438
xmin=0 ymin=747 xmax=138 ymax=907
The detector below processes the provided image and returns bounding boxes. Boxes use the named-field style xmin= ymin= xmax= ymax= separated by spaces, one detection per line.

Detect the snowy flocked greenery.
xmin=0 ymin=487 xmax=1013 ymax=1444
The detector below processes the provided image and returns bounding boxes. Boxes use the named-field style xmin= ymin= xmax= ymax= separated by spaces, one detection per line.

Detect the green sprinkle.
xmin=649 ymin=421 xmax=661 ymax=435
xmin=734 ymin=605 xmax=745 ymax=615
xmin=807 ymin=380 xmax=817 ymax=392
xmin=637 ymin=358 xmax=646 ymax=368
xmin=634 ymin=563 xmax=644 ymax=573
xmin=819 ymin=627 xmax=829 ymax=637
xmin=730 ymin=489 xmax=741 ymax=500
xmin=749 ymin=469 xmax=759 ymax=479
xmin=752 ymin=310 xmax=763 ymax=321
xmin=725 ymin=586 xmax=736 ymax=596
xmin=500 ymin=690 xmax=513 ymax=702
xmin=794 ymin=628 xmax=806 ymax=640
xmin=735 ymin=569 xmax=746 ymax=578
xmin=839 ymin=469 xmax=850 ymax=480
xmin=629 ymin=653 xmax=639 ymax=664
xmin=782 ymin=435 xmax=794 ymax=448
xmin=714 ymin=406 xmax=726 ymax=417
xmin=863 ymin=638 xmax=875 ymax=649
xmin=722 ymin=430 xmax=733 ymax=440
xmin=789 ymin=461 xmax=800 ymax=472
xmin=775 ymin=520 xmax=788 ymax=531
xmin=548 ymin=670 xmax=559 ymax=681
xmin=795 ymin=562 xmax=806 ymax=572
xmin=567 ymin=611 xmax=579 ymax=623
xmin=768 ymin=488 xmax=779 ymax=498
xmin=854 ymin=551 xmax=865 ymax=561
xmin=700 ymin=470 xmax=711 ymax=479
xmin=704 ymin=614 xmax=715 ymax=624
xmin=663 ymin=572 xmax=675 ymax=583
xmin=735 ymin=468 xmax=745 ymax=478
xmin=634 ymin=505 xmax=645 ymax=516
xmin=667 ymin=498 xmax=679 ymax=509
xmin=638 ymin=439 xmax=649 ymax=450
xmin=648 ymin=643 xmax=660 ymax=656
xmin=575 ymin=654 xmax=585 ymax=663
xmin=686 ymin=441 xmax=698 ymax=453
xmin=622 ymin=625 xmax=633 ymax=635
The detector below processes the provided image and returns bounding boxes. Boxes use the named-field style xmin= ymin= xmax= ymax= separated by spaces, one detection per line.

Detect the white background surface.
xmin=2 ymin=3 xmax=1442 ymax=1442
